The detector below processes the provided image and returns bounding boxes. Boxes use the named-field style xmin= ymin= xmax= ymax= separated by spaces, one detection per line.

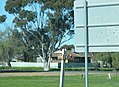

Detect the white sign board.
xmin=74 ymin=0 xmax=119 ymax=52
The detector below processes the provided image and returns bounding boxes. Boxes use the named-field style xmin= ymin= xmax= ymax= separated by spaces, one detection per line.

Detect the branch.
xmin=32 ymin=3 xmax=40 ymax=28
xmin=61 ymin=35 xmax=73 ymax=44
xmin=27 ymin=30 xmax=42 ymax=45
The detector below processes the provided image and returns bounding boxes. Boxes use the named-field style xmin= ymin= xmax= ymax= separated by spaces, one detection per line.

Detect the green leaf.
xmin=0 ymin=15 xmax=7 ymax=23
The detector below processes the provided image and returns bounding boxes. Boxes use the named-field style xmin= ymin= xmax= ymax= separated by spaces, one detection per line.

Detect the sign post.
xmin=59 ymin=49 xmax=66 ymax=87
xmin=84 ymin=0 xmax=89 ymax=87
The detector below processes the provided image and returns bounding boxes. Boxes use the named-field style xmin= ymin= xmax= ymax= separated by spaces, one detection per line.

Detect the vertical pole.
xmin=59 ymin=49 xmax=65 ymax=87
xmin=84 ymin=0 xmax=89 ymax=87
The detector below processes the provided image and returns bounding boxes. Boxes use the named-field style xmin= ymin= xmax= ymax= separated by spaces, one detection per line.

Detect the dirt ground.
xmin=0 ymin=71 xmax=82 ymax=77
xmin=0 ymin=71 xmax=118 ymax=77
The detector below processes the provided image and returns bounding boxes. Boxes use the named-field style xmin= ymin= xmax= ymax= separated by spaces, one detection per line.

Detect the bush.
xmin=0 ymin=66 xmax=11 ymax=70
xmin=98 ymin=68 xmax=113 ymax=71
xmin=50 ymin=67 xmax=117 ymax=71
xmin=0 ymin=66 xmax=43 ymax=71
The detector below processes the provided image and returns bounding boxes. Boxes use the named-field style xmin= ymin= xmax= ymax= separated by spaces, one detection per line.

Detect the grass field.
xmin=0 ymin=75 xmax=119 ymax=87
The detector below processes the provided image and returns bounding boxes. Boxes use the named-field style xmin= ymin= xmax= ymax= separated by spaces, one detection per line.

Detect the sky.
xmin=0 ymin=0 xmax=74 ymax=45
xmin=0 ymin=0 xmax=14 ymax=31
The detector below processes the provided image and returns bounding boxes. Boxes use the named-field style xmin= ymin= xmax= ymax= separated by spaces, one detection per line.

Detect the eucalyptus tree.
xmin=5 ymin=0 xmax=74 ymax=70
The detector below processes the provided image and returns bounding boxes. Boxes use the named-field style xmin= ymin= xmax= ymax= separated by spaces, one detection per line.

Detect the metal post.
xmin=59 ymin=49 xmax=65 ymax=87
xmin=84 ymin=0 xmax=89 ymax=87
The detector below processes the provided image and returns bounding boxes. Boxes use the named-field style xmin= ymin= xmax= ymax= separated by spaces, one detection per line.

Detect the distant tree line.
xmin=92 ymin=52 xmax=119 ymax=70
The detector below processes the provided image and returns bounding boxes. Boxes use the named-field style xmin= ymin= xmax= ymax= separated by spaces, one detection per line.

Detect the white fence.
xmin=10 ymin=62 xmax=58 ymax=68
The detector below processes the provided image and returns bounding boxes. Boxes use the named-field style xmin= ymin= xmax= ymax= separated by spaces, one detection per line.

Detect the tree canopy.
xmin=92 ymin=52 xmax=119 ymax=69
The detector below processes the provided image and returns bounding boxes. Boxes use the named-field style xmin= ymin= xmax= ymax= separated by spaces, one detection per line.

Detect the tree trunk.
xmin=43 ymin=53 xmax=51 ymax=71
xmin=43 ymin=61 xmax=49 ymax=71
xmin=7 ymin=53 xmax=12 ymax=68
xmin=115 ymin=68 xmax=118 ymax=77
xmin=7 ymin=59 xmax=11 ymax=68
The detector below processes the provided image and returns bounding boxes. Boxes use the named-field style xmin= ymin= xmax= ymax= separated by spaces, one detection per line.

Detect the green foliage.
xmin=50 ymin=67 xmax=114 ymax=71
xmin=0 ymin=28 xmax=26 ymax=64
xmin=92 ymin=52 xmax=112 ymax=67
xmin=0 ymin=15 xmax=7 ymax=23
xmin=0 ymin=66 xmax=115 ymax=72
xmin=5 ymin=0 xmax=30 ymax=14
xmin=92 ymin=52 xmax=119 ymax=69
xmin=0 ymin=66 xmax=43 ymax=71
xmin=60 ymin=44 xmax=75 ymax=50
xmin=111 ymin=52 xmax=119 ymax=69
xmin=27 ymin=12 xmax=36 ymax=22
xmin=19 ymin=10 xmax=28 ymax=19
